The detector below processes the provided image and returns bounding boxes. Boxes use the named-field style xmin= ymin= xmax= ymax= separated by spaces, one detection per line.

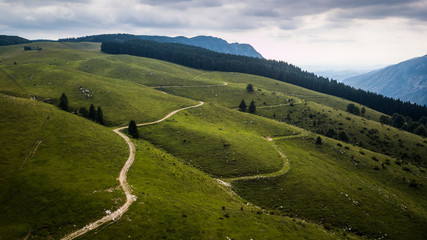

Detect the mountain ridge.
xmin=59 ymin=33 xmax=263 ymax=59
xmin=343 ymin=54 xmax=427 ymax=106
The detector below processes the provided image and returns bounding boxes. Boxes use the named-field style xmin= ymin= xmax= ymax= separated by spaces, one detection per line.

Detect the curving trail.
xmin=221 ymin=131 xmax=308 ymax=183
xmin=151 ymin=82 xmax=227 ymax=89
xmin=61 ymin=101 xmax=204 ymax=240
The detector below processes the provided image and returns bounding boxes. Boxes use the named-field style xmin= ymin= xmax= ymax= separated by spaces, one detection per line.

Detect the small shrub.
xmin=338 ymin=131 xmax=349 ymax=142
xmin=409 ymin=180 xmax=423 ymax=189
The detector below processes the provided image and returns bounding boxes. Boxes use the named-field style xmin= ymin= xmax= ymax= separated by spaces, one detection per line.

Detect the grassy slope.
xmin=0 ymin=94 xmax=128 ymax=239
xmin=138 ymin=103 xmax=297 ymax=177
xmin=0 ymin=43 xmax=347 ymax=239
xmin=257 ymin=99 xmax=427 ymax=167
xmin=233 ymin=136 xmax=427 ymax=239
xmin=152 ymin=71 xmax=427 ymax=167
xmin=1 ymin=42 xmax=425 ymax=239
xmin=0 ymin=43 xmax=197 ymax=126
xmin=83 ymin=54 xmax=426 ymax=238
xmin=80 ymin=140 xmax=350 ymax=240
xmin=160 ymin=71 xmax=384 ymax=121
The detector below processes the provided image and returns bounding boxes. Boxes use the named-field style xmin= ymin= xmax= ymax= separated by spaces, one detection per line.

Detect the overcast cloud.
xmin=1 ymin=0 xmax=427 ymax=69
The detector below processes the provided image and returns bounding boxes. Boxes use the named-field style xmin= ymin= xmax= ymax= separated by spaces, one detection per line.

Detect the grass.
xmin=1 ymin=42 xmax=425 ymax=239
xmin=78 ymin=139 xmax=354 ymax=240
xmin=233 ymin=136 xmax=427 ymax=239
xmin=178 ymin=71 xmax=385 ymax=121
xmin=256 ymin=99 xmax=427 ymax=167
xmin=137 ymin=103 xmax=298 ymax=177
xmin=151 ymin=70 xmax=426 ymax=167
xmin=0 ymin=94 xmax=128 ymax=239
xmin=0 ymin=44 xmax=198 ymax=126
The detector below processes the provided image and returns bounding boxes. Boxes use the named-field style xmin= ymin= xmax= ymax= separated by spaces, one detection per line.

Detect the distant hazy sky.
xmin=1 ymin=0 xmax=427 ymax=70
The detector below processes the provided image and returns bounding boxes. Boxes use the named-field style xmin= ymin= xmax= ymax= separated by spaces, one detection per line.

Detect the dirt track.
xmin=61 ymin=101 xmax=204 ymax=240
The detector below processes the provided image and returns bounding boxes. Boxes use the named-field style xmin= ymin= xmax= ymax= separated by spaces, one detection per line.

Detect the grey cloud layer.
xmin=1 ymin=0 xmax=426 ymax=36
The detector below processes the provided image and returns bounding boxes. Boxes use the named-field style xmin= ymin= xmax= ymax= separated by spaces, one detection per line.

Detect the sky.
xmin=1 ymin=0 xmax=427 ymax=71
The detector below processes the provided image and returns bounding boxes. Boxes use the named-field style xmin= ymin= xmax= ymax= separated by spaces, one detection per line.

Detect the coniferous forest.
xmin=101 ymin=39 xmax=427 ymax=121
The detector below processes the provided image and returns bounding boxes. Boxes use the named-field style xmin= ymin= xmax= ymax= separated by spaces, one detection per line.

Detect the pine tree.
xmin=238 ymin=99 xmax=247 ymax=112
xmin=88 ymin=104 xmax=96 ymax=121
xmin=248 ymin=100 xmax=256 ymax=114
xmin=128 ymin=120 xmax=139 ymax=138
xmin=96 ymin=106 xmax=105 ymax=125
xmin=58 ymin=93 xmax=69 ymax=111
xmin=79 ymin=107 xmax=89 ymax=118
xmin=246 ymin=83 xmax=254 ymax=93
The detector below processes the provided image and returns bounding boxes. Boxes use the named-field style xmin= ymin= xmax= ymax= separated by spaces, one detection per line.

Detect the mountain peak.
xmin=343 ymin=54 xmax=427 ymax=106
xmin=138 ymin=35 xmax=264 ymax=59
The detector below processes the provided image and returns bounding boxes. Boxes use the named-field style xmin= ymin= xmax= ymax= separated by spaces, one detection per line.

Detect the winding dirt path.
xmin=221 ymin=131 xmax=309 ymax=183
xmin=151 ymin=82 xmax=227 ymax=89
xmin=61 ymin=101 xmax=204 ymax=240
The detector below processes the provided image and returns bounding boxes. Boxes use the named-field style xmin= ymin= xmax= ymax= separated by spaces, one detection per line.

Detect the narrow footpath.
xmin=61 ymin=101 xmax=204 ymax=240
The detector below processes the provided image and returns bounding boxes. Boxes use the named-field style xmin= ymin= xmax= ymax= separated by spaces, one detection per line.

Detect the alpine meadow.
xmin=0 ymin=34 xmax=426 ymax=240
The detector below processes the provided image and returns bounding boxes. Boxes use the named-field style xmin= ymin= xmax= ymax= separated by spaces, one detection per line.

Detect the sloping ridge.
xmin=58 ymin=33 xmax=264 ymax=59
xmin=343 ymin=54 xmax=427 ymax=106
xmin=138 ymin=35 xmax=264 ymax=59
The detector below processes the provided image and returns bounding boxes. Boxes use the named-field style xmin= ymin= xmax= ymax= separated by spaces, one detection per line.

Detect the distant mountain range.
xmin=343 ymin=55 xmax=427 ymax=106
xmin=59 ymin=34 xmax=263 ymax=59
xmin=312 ymin=69 xmax=371 ymax=81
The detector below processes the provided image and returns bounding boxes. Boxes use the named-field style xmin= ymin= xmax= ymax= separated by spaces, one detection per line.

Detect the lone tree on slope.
xmin=128 ymin=120 xmax=139 ymax=138
xmin=248 ymin=100 xmax=256 ymax=114
xmin=246 ymin=83 xmax=254 ymax=93
xmin=58 ymin=93 xmax=69 ymax=112
xmin=239 ymin=99 xmax=247 ymax=112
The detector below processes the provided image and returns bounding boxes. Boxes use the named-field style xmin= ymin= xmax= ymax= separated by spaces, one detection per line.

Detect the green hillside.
xmin=79 ymin=139 xmax=344 ymax=240
xmin=234 ymin=136 xmax=426 ymax=239
xmin=1 ymin=42 xmax=426 ymax=239
xmin=0 ymin=94 xmax=128 ymax=239
xmin=0 ymin=43 xmax=197 ymax=126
